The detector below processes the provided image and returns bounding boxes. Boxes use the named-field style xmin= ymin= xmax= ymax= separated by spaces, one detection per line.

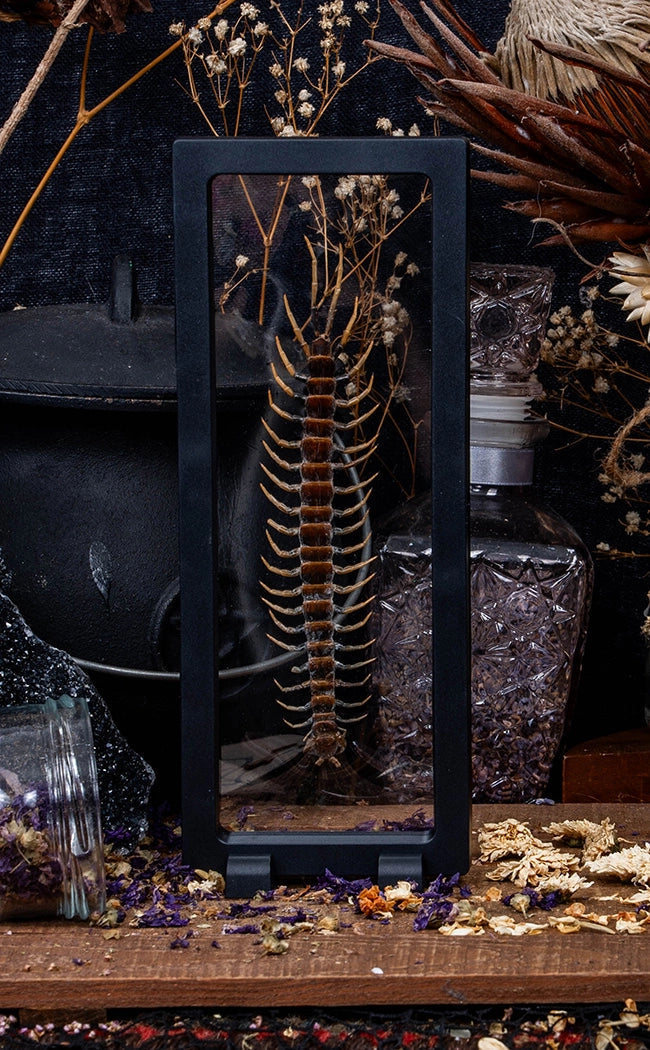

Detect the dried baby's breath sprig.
xmin=178 ymin=0 xmax=382 ymax=139
xmin=540 ymin=283 xmax=650 ymax=556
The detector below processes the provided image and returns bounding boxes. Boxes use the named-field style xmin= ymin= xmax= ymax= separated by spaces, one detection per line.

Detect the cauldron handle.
xmin=108 ymin=254 xmax=136 ymax=324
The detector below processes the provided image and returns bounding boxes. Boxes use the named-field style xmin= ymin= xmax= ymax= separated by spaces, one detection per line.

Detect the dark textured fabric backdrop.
xmin=0 ymin=1 xmax=644 ymax=762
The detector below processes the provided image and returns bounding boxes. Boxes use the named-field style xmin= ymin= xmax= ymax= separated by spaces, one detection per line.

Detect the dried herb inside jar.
xmin=0 ymin=784 xmax=64 ymax=918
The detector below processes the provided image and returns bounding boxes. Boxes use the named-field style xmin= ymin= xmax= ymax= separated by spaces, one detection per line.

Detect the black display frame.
xmin=174 ymin=137 xmax=470 ymax=896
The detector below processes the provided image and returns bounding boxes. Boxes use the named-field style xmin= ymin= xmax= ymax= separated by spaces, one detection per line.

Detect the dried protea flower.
xmin=0 ymin=0 xmax=152 ymax=32
xmin=368 ymin=0 xmax=650 ymax=245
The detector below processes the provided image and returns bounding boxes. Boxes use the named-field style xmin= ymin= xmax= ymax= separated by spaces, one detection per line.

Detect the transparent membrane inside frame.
xmin=210 ymin=171 xmax=435 ymax=833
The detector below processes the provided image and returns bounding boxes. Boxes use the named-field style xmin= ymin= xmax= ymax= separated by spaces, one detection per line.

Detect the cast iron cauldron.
xmin=0 ymin=257 xmax=277 ymax=801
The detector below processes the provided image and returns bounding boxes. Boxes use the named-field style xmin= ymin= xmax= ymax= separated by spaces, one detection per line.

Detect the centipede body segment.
xmin=260 ymin=326 xmax=378 ymax=767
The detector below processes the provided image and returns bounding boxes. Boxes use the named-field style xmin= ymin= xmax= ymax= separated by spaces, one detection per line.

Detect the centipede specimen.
xmin=259 ymin=250 xmax=379 ymax=768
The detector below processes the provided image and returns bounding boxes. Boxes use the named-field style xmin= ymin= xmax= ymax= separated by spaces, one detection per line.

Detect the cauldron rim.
xmin=0 ymin=301 xmax=270 ymax=410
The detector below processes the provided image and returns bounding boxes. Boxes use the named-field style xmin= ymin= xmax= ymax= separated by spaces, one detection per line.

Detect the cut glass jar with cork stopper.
xmin=373 ymin=264 xmax=593 ymax=803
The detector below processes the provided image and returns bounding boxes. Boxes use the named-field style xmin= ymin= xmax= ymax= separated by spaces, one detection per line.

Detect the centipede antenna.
xmin=283 ymin=293 xmax=309 ymax=356
xmin=339 ymin=295 xmax=359 ymax=348
xmin=325 ymin=244 xmax=345 ymax=335
xmin=274 ymin=336 xmax=297 ymax=377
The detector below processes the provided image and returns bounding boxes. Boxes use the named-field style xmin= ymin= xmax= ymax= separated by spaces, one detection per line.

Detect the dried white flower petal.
xmin=487 ymin=846 xmax=579 ymax=887
xmin=535 ymin=872 xmax=593 ymax=897
xmin=477 ymin=819 xmax=541 ymax=862
xmin=488 ymin=915 xmax=547 ymax=936
xmin=609 ymin=246 xmax=650 ymax=342
xmin=585 ymin=844 xmax=650 ymax=887
xmin=439 ymin=923 xmax=485 ymax=936
xmin=542 ymin=818 xmax=618 ymax=861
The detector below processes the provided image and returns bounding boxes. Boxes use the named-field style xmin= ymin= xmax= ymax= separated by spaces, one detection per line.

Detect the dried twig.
xmin=0 ymin=0 xmax=94 ymax=156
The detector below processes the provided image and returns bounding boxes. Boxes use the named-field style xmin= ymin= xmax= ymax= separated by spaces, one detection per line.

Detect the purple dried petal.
xmin=222 ymin=923 xmax=260 ymax=934
xmin=236 ymin=806 xmax=255 ymax=830
xmin=170 ymin=934 xmax=192 ymax=949
xmin=312 ymin=869 xmax=373 ymax=902
xmin=227 ymin=902 xmax=276 ymax=918
xmin=504 ymin=887 xmax=563 ymax=912
xmin=381 ymin=809 xmax=435 ymax=832
xmin=413 ymin=898 xmax=457 ymax=931
xmin=279 ymin=908 xmax=312 ymax=925
xmin=422 ymin=873 xmax=461 ymax=899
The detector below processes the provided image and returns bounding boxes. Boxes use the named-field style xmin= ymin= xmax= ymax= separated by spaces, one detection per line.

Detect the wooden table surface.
xmin=1 ymin=804 xmax=649 ymax=1011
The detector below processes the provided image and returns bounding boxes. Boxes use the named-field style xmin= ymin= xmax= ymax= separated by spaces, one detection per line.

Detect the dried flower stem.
xmin=603 ymin=401 xmax=650 ymax=489
xmin=0 ymin=0 xmax=94 ymax=157
xmin=0 ymin=1 xmax=237 ymax=272
xmin=236 ymin=174 xmax=293 ymax=326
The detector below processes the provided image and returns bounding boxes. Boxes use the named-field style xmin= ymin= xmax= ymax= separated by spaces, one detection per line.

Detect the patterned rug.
xmin=2 ymin=1003 xmax=650 ymax=1050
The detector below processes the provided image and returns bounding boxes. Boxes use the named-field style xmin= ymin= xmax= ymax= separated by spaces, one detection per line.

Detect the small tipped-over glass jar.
xmin=373 ymin=264 xmax=593 ymax=803
xmin=0 ymin=695 xmax=105 ymax=920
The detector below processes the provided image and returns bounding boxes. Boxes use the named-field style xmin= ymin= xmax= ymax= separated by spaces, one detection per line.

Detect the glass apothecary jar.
xmin=373 ymin=264 xmax=593 ymax=803
xmin=0 ymin=694 xmax=105 ymax=920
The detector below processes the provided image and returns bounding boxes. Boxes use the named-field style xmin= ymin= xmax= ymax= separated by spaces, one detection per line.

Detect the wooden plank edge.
xmin=0 ymin=972 xmax=647 ymax=1009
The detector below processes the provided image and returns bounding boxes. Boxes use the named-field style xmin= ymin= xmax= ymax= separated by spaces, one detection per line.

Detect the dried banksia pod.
xmin=368 ymin=0 xmax=650 ymax=245
xmin=0 ymin=0 xmax=152 ymax=32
